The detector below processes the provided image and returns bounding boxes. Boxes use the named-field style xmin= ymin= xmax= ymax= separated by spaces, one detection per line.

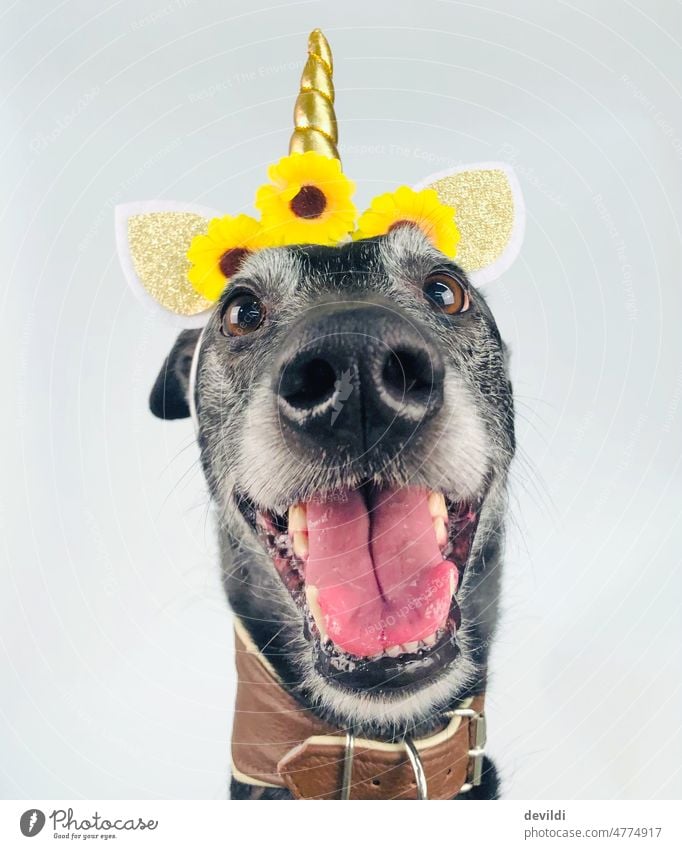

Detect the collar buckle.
xmin=447 ymin=707 xmax=487 ymax=793
xmin=340 ymin=731 xmax=429 ymax=800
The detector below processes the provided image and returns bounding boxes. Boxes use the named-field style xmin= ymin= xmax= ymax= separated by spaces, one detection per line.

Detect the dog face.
xmin=153 ymin=226 xmax=514 ymax=730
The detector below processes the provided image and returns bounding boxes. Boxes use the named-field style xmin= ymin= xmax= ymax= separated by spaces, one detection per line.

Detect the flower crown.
xmin=116 ymin=30 xmax=525 ymax=327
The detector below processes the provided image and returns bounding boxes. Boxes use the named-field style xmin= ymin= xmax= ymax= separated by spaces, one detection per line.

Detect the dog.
xmin=116 ymin=28 xmax=524 ymax=799
xmin=148 ymin=225 xmax=515 ymax=798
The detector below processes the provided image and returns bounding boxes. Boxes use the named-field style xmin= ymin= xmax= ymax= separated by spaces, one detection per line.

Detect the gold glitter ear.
xmin=414 ymin=163 xmax=525 ymax=285
xmin=116 ymin=202 xmax=220 ymax=327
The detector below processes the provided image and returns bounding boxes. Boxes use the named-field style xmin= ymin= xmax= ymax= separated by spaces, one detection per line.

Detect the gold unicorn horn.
xmin=289 ymin=29 xmax=339 ymax=160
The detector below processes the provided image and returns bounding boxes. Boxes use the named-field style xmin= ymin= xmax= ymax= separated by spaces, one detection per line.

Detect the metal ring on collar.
xmin=404 ymin=737 xmax=428 ymax=799
xmin=340 ymin=731 xmax=355 ymax=800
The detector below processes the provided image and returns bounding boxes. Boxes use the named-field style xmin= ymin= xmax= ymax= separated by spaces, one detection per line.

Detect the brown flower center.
xmin=219 ymin=247 xmax=250 ymax=278
xmin=289 ymin=185 xmax=327 ymax=219
xmin=387 ymin=219 xmax=415 ymax=232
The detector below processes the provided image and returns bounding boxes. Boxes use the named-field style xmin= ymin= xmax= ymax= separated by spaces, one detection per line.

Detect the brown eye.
xmin=423 ymin=273 xmax=469 ymax=315
xmin=221 ymin=292 xmax=265 ymax=337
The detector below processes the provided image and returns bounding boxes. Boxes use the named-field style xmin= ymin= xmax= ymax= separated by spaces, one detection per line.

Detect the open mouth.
xmin=246 ymin=484 xmax=480 ymax=692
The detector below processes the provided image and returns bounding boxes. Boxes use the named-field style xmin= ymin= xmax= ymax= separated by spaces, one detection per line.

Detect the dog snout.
xmin=275 ymin=303 xmax=444 ymax=452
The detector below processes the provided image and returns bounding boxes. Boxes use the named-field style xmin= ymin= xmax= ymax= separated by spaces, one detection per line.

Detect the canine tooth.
xmin=428 ymin=492 xmax=448 ymax=520
xmin=423 ymin=632 xmax=437 ymax=647
xmin=292 ymin=531 xmax=309 ymax=559
xmin=288 ymin=503 xmax=307 ymax=533
xmin=433 ymin=516 xmax=448 ymax=547
xmin=385 ymin=644 xmax=402 ymax=658
xmin=403 ymin=640 xmax=420 ymax=654
xmin=449 ymin=569 xmax=456 ymax=597
xmin=305 ymin=585 xmax=327 ymax=641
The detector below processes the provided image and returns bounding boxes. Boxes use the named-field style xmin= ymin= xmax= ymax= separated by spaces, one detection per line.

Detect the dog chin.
xmin=235 ymin=480 xmax=487 ymax=710
xmin=299 ymin=635 xmax=479 ymax=729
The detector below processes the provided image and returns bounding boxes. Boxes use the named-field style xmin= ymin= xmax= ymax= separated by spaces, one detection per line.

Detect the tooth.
xmin=402 ymin=641 xmax=420 ymax=654
xmin=305 ymin=585 xmax=327 ymax=641
xmin=423 ymin=632 xmax=437 ymax=647
xmin=385 ymin=644 xmax=402 ymax=658
xmin=292 ymin=531 xmax=308 ymax=559
xmin=288 ymin=503 xmax=307 ymax=533
xmin=449 ymin=569 xmax=456 ymax=597
xmin=428 ymin=492 xmax=448 ymax=520
xmin=433 ymin=516 xmax=448 ymax=547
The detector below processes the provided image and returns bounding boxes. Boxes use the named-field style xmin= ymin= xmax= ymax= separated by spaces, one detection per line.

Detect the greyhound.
xmin=116 ymin=30 xmax=524 ymax=799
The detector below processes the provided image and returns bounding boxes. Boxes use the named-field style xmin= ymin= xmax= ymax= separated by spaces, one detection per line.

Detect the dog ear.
xmin=413 ymin=163 xmax=525 ymax=285
xmin=115 ymin=200 xmax=222 ymax=327
xmin=150 ymin=329 xmax=201 ymax=420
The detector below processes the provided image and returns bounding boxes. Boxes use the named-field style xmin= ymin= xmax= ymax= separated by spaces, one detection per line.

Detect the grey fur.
xmin=162 ymin=227 xmax=514 ymax=743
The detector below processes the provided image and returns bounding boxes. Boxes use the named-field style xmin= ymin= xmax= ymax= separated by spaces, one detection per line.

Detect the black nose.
xmin=275 ymin=303 xmax=444 ymax=453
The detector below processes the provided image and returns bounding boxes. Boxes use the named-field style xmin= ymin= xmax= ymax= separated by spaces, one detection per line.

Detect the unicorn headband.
xmin=116 ymin=29 xmax=525 ymax=328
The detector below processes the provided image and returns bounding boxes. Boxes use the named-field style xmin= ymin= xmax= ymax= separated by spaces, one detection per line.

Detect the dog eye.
xmin=423 ymin=273 xmax=469 ymax=315
xmin=220 ymin=292 xmax=266 ymax=337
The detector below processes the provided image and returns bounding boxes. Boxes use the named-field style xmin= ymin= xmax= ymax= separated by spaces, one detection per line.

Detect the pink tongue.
xmin=305 ymin=488 xmax=457 ymax=657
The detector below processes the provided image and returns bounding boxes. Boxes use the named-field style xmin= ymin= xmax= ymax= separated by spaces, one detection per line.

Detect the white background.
xmin=1 ymin=0 xmax=681 ymax=799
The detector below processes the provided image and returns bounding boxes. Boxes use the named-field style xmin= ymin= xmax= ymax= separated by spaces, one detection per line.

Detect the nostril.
xmin=280 ymin=357 xmax=337 ymax=410
xmin=382 ymin=348 xmax=434 ymax=402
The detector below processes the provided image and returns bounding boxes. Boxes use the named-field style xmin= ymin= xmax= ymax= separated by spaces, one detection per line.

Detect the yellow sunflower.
xmin=255 ymin=151 xmax=357 ymax=246
xmin=187 ymin=214 xmax=266 ymax=301
xmin=354 ymin=186 xmax=460 ymax=257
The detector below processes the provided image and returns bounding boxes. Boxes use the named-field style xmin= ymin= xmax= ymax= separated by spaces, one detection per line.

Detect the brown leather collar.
xmin=231 ymin=620 xmax=487 ymax=800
